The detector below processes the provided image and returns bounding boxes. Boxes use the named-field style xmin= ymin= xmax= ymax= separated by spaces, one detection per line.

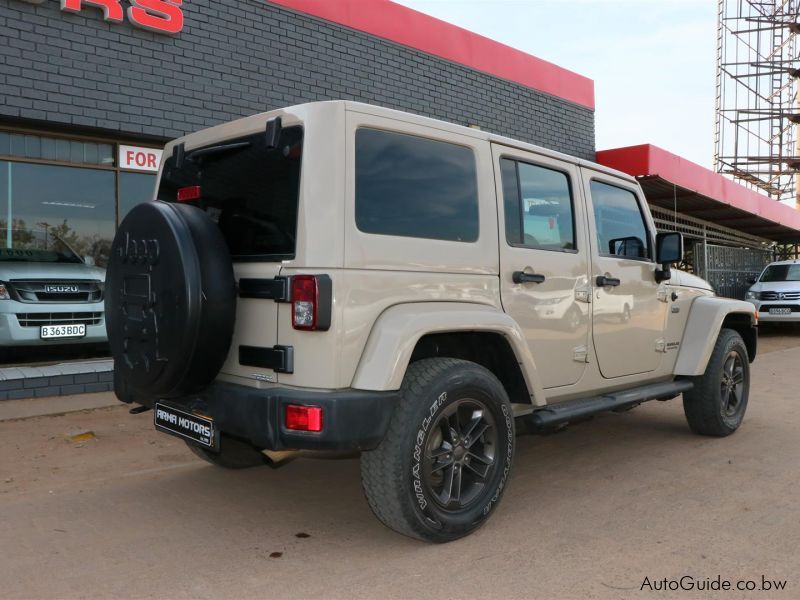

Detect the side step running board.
xmin=526 ymin=380 xmax=694 ymax=430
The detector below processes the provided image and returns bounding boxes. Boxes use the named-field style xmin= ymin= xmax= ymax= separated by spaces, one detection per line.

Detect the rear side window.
xmin=157 ymin=126 xmax=303 ymax=260
xmin=500 ymin=158 xmax=576 ymax=251
xmin=355 ymin=128 xmax=479 ymax=242
xmin=590 ymin=180 xmax=651 ymax=260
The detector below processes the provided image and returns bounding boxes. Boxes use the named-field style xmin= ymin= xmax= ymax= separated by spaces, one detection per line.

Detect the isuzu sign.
xmin=49 ymin=0 xmax=184 ymax=35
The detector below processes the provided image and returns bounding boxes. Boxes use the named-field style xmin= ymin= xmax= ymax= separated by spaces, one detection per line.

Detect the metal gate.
xmin=695 ymin=244 xmax=772 ymax=300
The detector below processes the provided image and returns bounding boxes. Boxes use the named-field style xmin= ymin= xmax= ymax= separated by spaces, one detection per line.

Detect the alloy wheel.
xmin=422 ymin=398 xmax=498 ymax=510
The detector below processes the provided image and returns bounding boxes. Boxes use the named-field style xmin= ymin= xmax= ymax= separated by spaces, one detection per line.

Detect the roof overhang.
xmin=266 ymin=0 xmax=595 ymax=110
xmin=596 ymin=144 xmax=800 ymax=243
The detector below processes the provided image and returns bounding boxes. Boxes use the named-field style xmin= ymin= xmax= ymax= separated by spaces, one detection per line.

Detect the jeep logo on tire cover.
xmin=105 ymin=200 xmax=236 ymax=398
xmin=118 ymin=232 xmax=160 ymax=265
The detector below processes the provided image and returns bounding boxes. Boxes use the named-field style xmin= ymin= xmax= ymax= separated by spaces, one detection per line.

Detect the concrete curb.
xmin=0 ymin=359 xmax=113 ymax=400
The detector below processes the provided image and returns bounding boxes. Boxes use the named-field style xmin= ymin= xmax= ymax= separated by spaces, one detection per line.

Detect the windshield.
xmin=157 ymin=126 xmax=303 ymax=260
xmin=759 ymin=264 xmax=800 ymax=282
xmin=0 ymin=229 xmax=84 ymax=263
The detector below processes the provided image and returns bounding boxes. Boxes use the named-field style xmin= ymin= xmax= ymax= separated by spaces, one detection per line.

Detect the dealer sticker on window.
xmin=154 ymin=403 xmax=218 ymax=450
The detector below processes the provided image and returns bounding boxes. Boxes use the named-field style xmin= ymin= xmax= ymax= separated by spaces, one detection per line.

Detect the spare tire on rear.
xmin=105 ymin=200 xmax=236 ymax=400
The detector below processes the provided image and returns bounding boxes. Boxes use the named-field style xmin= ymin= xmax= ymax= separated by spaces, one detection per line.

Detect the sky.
xmin=393 ymin=0 xmax=718 ymax=169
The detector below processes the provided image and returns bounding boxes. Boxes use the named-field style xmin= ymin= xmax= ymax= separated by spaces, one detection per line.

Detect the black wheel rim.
xmin=720 ymin=350 xmax=745 ymax=417
xmin=422 ymin=398 xmax=498 ymax=511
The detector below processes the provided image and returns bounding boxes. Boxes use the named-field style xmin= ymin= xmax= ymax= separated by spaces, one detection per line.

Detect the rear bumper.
xmin=128 ymin=381 xmax=399 ymax=452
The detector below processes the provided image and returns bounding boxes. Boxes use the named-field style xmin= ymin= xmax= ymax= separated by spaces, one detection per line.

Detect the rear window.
xmin=355 ymin=128 xmax=479 ymax=242
xmin=157 ymin=126 xmax=303 ymax=260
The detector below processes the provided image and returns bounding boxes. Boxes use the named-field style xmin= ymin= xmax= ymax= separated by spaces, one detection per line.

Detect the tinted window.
xmin=119 ymin=172 xmax=156 ymax=223
xmin=760 ymin=264 xmax=800 ymax=282
xmin=590 ymin=180 xmax=650 ymax=260
xmin=501 ymin=158 xmax=575 ymax=251
xmin=157 ymin=127 xmax=303 ymax=260
xmin=0 ymin=132 xmax=113 ymax=166
xmin=355 ymin=128 xmax=479 ymax=242
xmin=0 ymin=161 xmax=115 ymax=267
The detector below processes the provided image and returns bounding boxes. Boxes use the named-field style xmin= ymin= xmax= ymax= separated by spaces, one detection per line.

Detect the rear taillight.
xmin=285 ymin=404 xmax=323 ymax=432
xmin=290 ymin=275 xmax=332 ymax=331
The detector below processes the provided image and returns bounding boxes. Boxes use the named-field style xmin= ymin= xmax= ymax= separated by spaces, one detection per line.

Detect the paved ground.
xmin=2 ymin=330 xmax=800 ymax=599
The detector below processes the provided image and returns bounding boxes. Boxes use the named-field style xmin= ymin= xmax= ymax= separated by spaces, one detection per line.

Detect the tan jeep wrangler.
xmin=106 ymin=101 xmax=757 ymax=543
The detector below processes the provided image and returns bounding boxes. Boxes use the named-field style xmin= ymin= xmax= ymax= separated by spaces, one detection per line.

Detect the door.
xmin=493 ymin=145 xmax=591 ymax=389
xmin=156 ymin=125 xmax=306 ymax=383
xmin=582 ymin=170 xmax=667 ymax=378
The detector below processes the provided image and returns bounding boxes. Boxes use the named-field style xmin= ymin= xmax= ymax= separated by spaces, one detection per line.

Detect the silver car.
xmin=745 ymin=259 xmax=800 ymax=322
xmin=0 ymin=234 xmax=107 ymax=350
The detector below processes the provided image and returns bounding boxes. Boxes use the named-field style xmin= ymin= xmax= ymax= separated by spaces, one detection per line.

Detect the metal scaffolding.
xmin=714 ymin=0 xmax=800 ymax=202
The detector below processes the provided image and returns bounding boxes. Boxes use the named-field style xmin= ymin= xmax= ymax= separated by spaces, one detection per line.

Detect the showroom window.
xmin=0 ymin=130 xmax=158 ymax=268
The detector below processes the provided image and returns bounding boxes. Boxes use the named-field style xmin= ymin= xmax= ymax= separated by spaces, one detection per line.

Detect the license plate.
xmin=154 ymin=403 xmax=218 ymax=450
xmin=40 ymin=324 xmax=86 ymax=339
xmin=769 ymin=307 xmax=792 ymax=315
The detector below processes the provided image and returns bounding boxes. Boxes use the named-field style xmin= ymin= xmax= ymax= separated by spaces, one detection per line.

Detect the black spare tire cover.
xmin=106 ymin=201 xmax=236 ymax=399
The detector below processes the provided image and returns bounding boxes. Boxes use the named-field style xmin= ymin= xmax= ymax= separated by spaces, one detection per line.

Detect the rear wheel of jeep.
xmin=185 ymin=435 xmax=268 ymax=469
xmin=683 ymin=328 xmax=750 ymax=437
xmin=360 ymin=358 xmax=514 ymax=543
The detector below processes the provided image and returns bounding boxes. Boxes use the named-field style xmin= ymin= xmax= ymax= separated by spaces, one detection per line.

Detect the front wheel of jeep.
xmin=360 ymin=358 xmax=515 ymax=543
xmin=682 ymin=328 xmax=750 ymax=437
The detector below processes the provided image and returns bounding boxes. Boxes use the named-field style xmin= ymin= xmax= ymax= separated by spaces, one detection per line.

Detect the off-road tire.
xmin=360 ymin=358 xmax=515 ymax=543
xmin=186 ymin=435 xmax=268 ymax=469
xmin=683 ymin=328 xmax=749 ymax=437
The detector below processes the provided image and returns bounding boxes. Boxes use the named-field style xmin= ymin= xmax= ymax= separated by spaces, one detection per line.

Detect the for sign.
xmin=119 ymin=145 xmax=163 ymax=172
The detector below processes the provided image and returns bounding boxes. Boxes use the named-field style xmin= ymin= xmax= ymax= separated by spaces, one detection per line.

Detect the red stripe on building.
xmin=596 ymin=144 xmax=800 ymax=232
xmin=266 ymin=0 xmax=595 ymax=110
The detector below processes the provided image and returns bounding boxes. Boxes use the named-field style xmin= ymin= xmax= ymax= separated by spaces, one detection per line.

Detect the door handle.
xmin=513 ymin=271 xmax=546 ymax=284
xmin=595 ymin=275 xmax=621 ymax=287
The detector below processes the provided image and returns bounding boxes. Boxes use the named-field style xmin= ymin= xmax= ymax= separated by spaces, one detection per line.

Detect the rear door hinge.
xmin=238 ymin=277 xmax=290 ymax=302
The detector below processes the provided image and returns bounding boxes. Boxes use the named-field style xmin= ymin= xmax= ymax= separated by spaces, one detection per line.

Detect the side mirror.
xmin=83 ymin=255 xmax=95 ymax=267
xmin=655 ymin=232 xmax=683 ymax=282
xmin=746 ymin=277 xmax=756 ymax=285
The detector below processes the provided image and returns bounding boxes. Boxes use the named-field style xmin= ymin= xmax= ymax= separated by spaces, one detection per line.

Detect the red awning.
xmin=266 ymin=0 xmax=595 ymax=110
xmin=596 ymin=144 xmax=800 ymax=242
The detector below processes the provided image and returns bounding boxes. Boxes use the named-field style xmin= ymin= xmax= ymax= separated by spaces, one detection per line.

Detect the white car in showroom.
xmin=745 ymin=260 xmax=800 ymax=322
xmin=0 ymin=232 xmax=107 ymax=357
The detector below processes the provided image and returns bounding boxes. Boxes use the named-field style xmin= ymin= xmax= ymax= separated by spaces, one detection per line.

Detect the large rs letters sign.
xmin=15 ymin=0 xmax=184 ymax=35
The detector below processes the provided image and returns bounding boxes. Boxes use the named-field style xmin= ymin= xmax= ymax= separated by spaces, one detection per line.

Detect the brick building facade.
xmin=1 ymin=0 xmax=595 ymax=156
